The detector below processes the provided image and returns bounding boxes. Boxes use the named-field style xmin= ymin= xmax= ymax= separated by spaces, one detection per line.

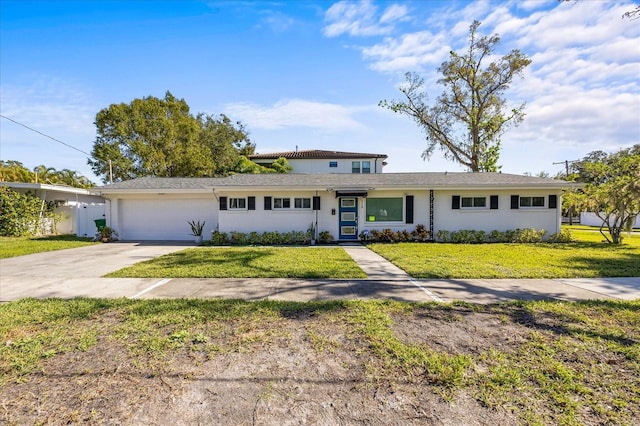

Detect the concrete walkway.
xmin=1 ymin=242 xmax=639 ymax=303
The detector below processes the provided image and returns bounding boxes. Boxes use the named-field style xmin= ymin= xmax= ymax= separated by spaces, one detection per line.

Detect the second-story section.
xmin=249 ymin=149 xmax=388 ymax=174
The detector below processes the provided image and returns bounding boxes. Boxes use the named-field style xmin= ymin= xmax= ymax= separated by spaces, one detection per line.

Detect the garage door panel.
xmin=119 ymin=199 xmax=215 ymax=240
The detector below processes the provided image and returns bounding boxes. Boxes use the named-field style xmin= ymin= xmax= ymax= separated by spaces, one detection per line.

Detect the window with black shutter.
xmin=452 ymin=195 xmax=461 ymax=210
xmin=511 ymin=195 xmax=519 ymax=209
xmin=405 ymin=195 xmax=414 ymax=224
xmin=490 ymin=195 xmax=499 ymax=210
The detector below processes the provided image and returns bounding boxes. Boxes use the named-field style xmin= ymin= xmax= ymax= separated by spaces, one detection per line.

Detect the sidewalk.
xmin=1 ymin=242 xmax=638 ymax=303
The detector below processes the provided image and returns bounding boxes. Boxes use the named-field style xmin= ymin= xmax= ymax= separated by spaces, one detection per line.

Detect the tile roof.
xmin=249 ymin=149 xmax=388 ymax=160
xmin=96 ymin=173 xmax=574 ymax=193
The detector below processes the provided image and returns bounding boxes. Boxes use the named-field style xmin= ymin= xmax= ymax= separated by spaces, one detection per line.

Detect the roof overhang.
xmin=334 ymin=190 xmax=369 ymax=198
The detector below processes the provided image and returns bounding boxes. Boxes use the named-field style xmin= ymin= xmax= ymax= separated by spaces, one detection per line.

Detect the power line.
xmin=0 ymin=114 xmax=92 ymax=157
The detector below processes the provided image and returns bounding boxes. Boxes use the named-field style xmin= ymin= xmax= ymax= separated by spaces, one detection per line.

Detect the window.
xmin=366 ymin=198 xmax=403 ymax=222
xmin=520 ymin=196 xmax=545 ymax=208
xmin=341 ymin=198 xmax=356 ymax=208
xmin=294 ymin=197 xmax=311 ymax=209
xmin=352 ymin=161 xmax=360 ymax=173
xmin=329 ymin=161 xmax=338 ymax=168
xmin=273 ymin=197 xmax=291 ymax=209
xmin=229 ymin=198 xmax=246 ymax=209
xmin=461 ymin=197 xmax=486 ymax=208
xmin=341 ymin=226 xmax=357 ymax=236
xmin=362 ymin=161 xmax=371 ymax=174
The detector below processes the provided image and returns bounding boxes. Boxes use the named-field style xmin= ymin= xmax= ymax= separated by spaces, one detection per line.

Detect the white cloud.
xmin=323 ymin=0 xmax=410 ymax=37
xmin=224 ymin=99 xmax=372 ymax=132
xmin=322 ymin=0 xmax=639 ymax=172
xmin=379 ymin=4 xmax=409 ymax=24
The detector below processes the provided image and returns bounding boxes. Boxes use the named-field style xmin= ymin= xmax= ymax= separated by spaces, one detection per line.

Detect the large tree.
xmin=380 ymin=21 xmax=531 ymax=172
xmin=565 ymin=145 xmax=640 ymax=244
xmin=89 ymin=92 xmax=261 ymax=182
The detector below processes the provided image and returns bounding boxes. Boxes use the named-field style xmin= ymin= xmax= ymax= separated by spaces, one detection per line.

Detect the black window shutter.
xmin=549 ymin=194 xmax=557 ymax=209
xmin=248 ymin=196 xmax=256 ymax=210
xmin=264 ymin=196 xmax=272 ymax=210
xmin=452 ymin=195 xmax=460 ymax=210
xmin=490 ymin=195 xmax=499 ymax=210
xmin=219 ymin=196 xmax=227 ymax=211
xmin=511 ymin=195 xmax=519 ymax=209
xmin=313 ymin=196 xmax=321 ymax=210
xmin=405 ymin=195 xmax=414 ymax=224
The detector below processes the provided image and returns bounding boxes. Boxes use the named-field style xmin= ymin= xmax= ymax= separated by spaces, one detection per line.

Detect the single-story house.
xmin=1 ymin=182 xmax=106 ymax=236
xmin=95 ymin=172 xmax=571 ymax=241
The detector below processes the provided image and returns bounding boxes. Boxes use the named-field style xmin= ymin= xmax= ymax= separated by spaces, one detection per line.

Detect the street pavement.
xmin=1 ymin=241 xmax=638 ymax=303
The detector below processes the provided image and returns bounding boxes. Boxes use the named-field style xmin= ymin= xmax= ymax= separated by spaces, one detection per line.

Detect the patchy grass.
xmin=106 ymin=247 xmax=367 ymax=278
xmin=0 ymin=235 xmax=96 ymax=259
xmin=369 ymin=236 xmax=640 ymax=279
xmin=1 ymin=298 xmax=638 ymax=425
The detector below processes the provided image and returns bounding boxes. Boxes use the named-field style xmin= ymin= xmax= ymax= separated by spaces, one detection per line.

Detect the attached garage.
xmin=116 ymin=197 xmax=217 ymax=241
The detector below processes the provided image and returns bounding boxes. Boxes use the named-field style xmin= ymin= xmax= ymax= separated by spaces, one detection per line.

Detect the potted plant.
xmin=307 ymin=222 xmax=316 ymax=245
xmin=188 ymin=220 xmax=206 ymax=244
xmin=99 ymin=226 xmax=114 ymax=243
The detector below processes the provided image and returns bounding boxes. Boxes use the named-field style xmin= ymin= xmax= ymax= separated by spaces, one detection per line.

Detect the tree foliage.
xmin=88 ymin=91 xmax=283 ymax=183
xmin=0 ymin=187 xmax=51 ymax=236
xmin=380 ymin=21 xmax=531 ymax=172
xmin=0 ymin=161 xmax=94 ymax=188
xmin=565 ymin=145 xmax=640 ymax=244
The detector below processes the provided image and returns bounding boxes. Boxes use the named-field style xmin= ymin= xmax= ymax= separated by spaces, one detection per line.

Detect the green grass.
xmin=0 ymin=235 xmax=96 ymax=259
xmin=369 ymin=231 xmax=640 ymax=278
xmin=106 ymin=246 xmax=367 ymax=278
xmin=1 ymin=298 xmax=638 ymax=425
xmin=564 ymin=225 xmax=640 ymax=244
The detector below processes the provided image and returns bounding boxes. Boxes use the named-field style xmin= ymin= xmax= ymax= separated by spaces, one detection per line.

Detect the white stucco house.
xmin=94 ymin=150 xmax=571 ymax=242
xmin=1 ymin=182 xmax=106 ymax=237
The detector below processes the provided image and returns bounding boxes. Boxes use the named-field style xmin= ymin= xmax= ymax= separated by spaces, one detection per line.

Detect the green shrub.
xmin=512 ymin=228 xmax=547 ymax=243
xmin=436 ymin=230 xmax=451 ymax=242
xmin=0 ymin=187 xmax=47 ymax=236
xmin=548 ymin=228 xmax=573 ymax=243
xmin=209 ymin=230 xmax=229 ymax=245
xmin=450 ymin=230 xmax=487 ymax=243
xmin=319 ymin=230 xmax=334 ymax=244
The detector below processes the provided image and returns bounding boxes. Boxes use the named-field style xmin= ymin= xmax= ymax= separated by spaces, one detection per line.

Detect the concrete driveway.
xmin=1 ymin=242 xmax=638 ymax=303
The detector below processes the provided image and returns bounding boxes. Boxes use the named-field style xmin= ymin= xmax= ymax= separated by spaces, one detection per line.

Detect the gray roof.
xmin=249 ymin=149 xmax=388 ymax=160
xmin=96 ymin=173 xmax=574 ymax=194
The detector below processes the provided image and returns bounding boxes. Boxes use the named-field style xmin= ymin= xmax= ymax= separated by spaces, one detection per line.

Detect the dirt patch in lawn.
xmin=1 ymin=300 xmax=637 ymax=425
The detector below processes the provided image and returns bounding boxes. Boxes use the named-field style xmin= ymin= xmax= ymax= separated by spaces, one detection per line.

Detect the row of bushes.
xmin=359 ymin=224 xmax=431 ymax=243
xmin=208 ymin=230 xmax=335 ymax=246
xmin=434 ymin=228 xmax=573 ymax=244
xmin=0 ymin=187 xmax=62 ymax=237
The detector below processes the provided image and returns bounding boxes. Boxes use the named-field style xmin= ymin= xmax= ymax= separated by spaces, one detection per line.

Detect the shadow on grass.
xmin=30 ymin=235 xmax=94 ymax=242
xmin=119 ymin=298 xmax=351 ymax=321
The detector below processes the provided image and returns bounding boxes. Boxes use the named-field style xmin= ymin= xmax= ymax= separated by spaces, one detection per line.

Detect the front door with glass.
xmin=339 ymin=198 xmax=358 ymax=240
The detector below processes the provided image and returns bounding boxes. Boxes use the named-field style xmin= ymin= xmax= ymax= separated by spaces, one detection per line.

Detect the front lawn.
xmin=106 ymin=247 xmax=367 ymax=279
xmin=1 ymin=298 xmax=638 ymax=425
xmin=0 ymin=235 xmax=96 ymax=259
xmin=369 ymin=240 xmax=640 ymax=279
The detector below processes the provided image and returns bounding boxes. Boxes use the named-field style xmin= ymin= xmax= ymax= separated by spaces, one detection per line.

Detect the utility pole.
xmin=553 ymin=159 xmax=579 ymax=225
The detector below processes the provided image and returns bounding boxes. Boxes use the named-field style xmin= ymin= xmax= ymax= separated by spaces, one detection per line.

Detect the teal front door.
xmin=339 ymin=198 xmax=358 ymax=240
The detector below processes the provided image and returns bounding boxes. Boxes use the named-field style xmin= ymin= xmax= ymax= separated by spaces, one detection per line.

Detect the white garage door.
xmin=119 ymin=199 xmax=216 ymax=240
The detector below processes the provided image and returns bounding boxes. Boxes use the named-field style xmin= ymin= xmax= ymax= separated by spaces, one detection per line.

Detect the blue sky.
xmin=1 ymin=0 xmax=638 ymax=183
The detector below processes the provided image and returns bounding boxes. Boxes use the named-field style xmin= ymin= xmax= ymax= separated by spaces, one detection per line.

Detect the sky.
xmin=1 ymin=0 xmax=639 ymax=184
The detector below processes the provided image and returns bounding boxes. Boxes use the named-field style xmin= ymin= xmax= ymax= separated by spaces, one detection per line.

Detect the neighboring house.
xmin=580 ymin=212 xmax=640 ymax=229
xmin=95 ymin=173 xmax=570 ymax=241
xmin=249 ymin=149 xmax=388 ymax=174
xmin=1 ymin=182 xmax=106 ymax=237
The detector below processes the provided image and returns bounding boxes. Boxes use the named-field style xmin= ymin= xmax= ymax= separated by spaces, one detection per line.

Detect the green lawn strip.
xmin=0 ymin=235 xmax=96 ymax=259
xmin=2 ymin=299 xmax=638 ymax=425
xmin=568 ymin=228 xmax=640 ymax=245
xmin=369 ymin=242 xmax=640 ymax=278
xmin=105 ymin=246 xmax=367 ymax=278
